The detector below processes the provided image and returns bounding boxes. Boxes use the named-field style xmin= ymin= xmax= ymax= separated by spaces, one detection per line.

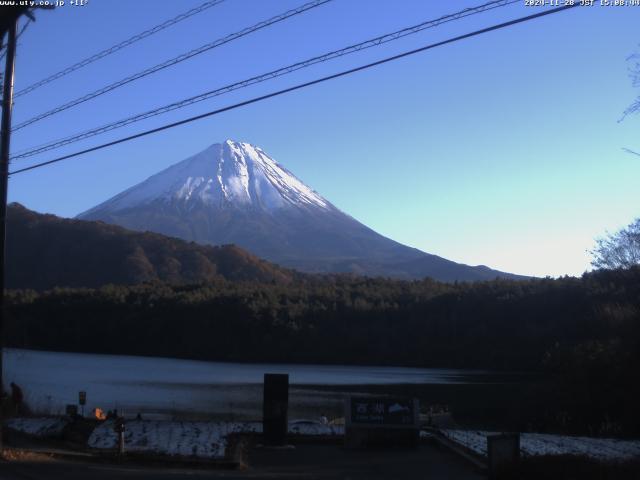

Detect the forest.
xmin=5 ymin=266 xmax=640 ymax=435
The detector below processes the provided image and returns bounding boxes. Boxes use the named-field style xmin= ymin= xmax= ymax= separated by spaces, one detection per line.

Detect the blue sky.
xmin=6 ymin=0 xmax=640 ymax=277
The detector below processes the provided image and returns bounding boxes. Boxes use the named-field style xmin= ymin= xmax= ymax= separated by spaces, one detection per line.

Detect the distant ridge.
xmin=7 ymin=203 xmax=298 ymax=290
xmin=78 ymin=140 xmax=527 ymax=282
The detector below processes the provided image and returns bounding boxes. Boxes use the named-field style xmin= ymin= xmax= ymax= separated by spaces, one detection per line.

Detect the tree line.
xmin=5 ymin=267 xmax=640 ymax=434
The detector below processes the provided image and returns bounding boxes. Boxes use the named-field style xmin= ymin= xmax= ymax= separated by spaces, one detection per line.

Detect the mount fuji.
xmin=78 ymin=140 xmax=523 ymax=281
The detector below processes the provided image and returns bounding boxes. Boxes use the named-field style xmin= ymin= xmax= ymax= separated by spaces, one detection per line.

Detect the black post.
xmin=0 ymin=16 xmax=18 ymax=452
xmin=115 ymin=418 xmax=126 ymax=456
xmin=487 ymin=433 xmax=520 ymax=480
xmin=263 ymin=373 xmax=289 ymax=446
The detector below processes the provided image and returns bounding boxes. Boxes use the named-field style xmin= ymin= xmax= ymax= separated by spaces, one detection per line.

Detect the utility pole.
xmin=0 ymin=16 xmax=18 ymax=452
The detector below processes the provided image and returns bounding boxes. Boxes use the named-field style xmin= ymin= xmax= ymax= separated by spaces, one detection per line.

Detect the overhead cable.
xmin=9 ymin=3 xmax=579 ymax=176
xmin=11 ymin=0 xmax=333 ymax=131
xmin=13 ymin=0 xmax=226 ymax=98
xmin=12 ymin=0 xmax=518 ymax=160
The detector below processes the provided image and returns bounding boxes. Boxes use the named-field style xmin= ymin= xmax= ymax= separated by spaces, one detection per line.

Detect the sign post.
xmin=78 ymin=391 xmax=86 ymax=417
xmin=345 ymin=396 xmax=419 ymax=448
xmin=263 ymin=373 xmax=289 ymax=446
xmin=115 ymin=417 xmax=126 ymax=456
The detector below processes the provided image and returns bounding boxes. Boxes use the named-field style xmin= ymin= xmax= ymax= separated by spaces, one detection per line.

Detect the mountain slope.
xmin=6 ymin=203 xmax=298 ymax=290
xmin=79 ymin=140 xmax=525 ymax=281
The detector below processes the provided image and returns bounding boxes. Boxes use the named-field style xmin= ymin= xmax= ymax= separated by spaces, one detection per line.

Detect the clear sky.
xmin=5 ymin=0 xmax=640 ymax=278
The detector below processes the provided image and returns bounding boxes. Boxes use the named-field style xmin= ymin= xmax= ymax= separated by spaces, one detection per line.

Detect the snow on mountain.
xmin=83 ymin=140 xmax=329 ymax=217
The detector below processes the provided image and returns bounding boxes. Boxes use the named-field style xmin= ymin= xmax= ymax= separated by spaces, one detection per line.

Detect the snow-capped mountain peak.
xmin=78 ymin=139 xmax=525 ymax=282
xmin=82 ymin=140 xmax=330 ymax=215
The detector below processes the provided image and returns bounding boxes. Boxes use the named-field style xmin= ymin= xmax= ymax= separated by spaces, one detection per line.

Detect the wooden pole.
xmin=0 ymin=16 xmax=18 ymax=451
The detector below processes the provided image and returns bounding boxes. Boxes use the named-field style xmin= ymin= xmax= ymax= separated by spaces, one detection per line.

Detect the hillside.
xmin=6 ymin=203 xmax=298 ymax=290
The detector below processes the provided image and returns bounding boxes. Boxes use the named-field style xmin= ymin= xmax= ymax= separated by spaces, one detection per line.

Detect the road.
xmin=0 ymin=444 xmax=486 ymax=479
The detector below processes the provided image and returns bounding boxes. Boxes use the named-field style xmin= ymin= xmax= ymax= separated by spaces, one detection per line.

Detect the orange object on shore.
xmin=93 ymin=407 xmax=106 ymax=420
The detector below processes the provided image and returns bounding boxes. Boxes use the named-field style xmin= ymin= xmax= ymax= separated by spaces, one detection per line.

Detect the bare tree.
xmin=622 ymin=47 xmax=640 ymax=119
xmin=590 ymin=218 xmax=640 ymax=270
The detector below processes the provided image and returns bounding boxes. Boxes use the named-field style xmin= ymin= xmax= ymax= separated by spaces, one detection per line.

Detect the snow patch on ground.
xmin=288 ymin=419 xmax=344 ymax=436
xmin=89 ymin=420 xmax=260 ymax=459
xmin=88 ymin=420 xmax=344 ymax=459
xmin=5 ymin=417 xmax=68 ymax=438
xmin=441 ymin=429 xmax=640 ymax=462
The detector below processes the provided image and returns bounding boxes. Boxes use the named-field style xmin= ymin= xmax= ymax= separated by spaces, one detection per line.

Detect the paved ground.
xmin=0 ymin=444 xmax=486 ymax=479
xmin=248 ymin=444 xmax=486 ymax=479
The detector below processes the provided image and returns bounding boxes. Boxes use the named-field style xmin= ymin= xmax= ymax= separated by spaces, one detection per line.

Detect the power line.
xmin=11 ymin=0 xmax=333 ymax=131
xmin=12 ymin=0 xmax=226 ymax=98
xmin=12 ymin=0 xmax=520 ymax=161
xmin=9 ymin=3 xmax=579 ymax=176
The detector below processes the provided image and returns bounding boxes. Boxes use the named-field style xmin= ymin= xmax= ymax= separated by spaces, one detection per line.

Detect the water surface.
xmin=4 ymin=348 xmax=505 ymax=420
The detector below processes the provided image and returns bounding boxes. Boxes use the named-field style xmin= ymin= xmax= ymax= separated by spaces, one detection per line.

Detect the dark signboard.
xmin=348 ymin=397 xmax=418 ymax=427
xmin=263 ymin=373 xmax=289 ymax=446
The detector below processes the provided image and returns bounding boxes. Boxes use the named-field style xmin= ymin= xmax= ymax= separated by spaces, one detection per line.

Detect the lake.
xmin=3 ymin=348 xmax=519 ymax=422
